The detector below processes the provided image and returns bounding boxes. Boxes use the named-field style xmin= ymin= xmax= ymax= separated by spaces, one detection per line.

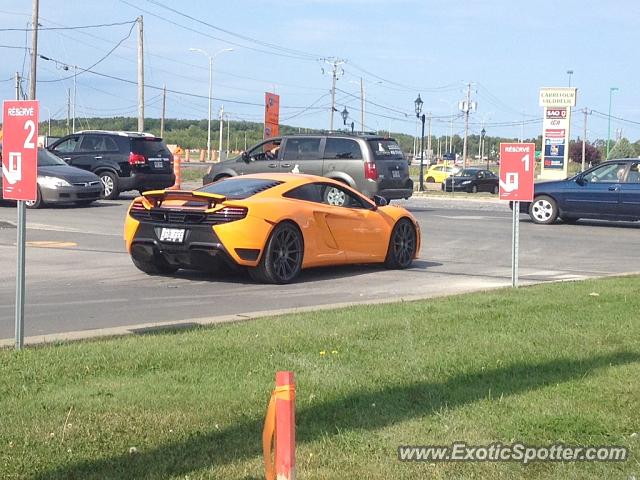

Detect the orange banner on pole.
xmin=264 ymin=92 xmax=280 ymax=139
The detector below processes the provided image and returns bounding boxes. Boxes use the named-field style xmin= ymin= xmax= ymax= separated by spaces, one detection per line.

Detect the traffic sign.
xmin=499 ymin=143 xmax=535 ymax=202
xmin=2 ymin=100 xmax=39 ymax=201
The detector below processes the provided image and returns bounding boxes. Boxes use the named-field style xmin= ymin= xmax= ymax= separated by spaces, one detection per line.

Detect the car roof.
xmin=75 ymin=130 xmax=158 ymax=138
xmin=224 ymin=172 xmax=337 ymax=185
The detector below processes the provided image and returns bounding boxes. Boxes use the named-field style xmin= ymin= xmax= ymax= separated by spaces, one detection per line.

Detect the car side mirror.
xmin=373 ymin=195 xmax=387 ymax=207
xmin=575 ymin=176 xmax=586 ymax=186
xmin=241 ymin=151 xmax=250 ymax=163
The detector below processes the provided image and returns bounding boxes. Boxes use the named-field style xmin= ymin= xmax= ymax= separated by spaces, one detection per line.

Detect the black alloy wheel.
xmin=250 ymin=222 xmax=303 ymax=284
xmin=385 ymin=218 xmax=417 ymax=269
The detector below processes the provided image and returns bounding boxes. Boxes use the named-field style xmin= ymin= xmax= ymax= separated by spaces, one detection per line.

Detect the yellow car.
xmin=124 ymin=173 xmax=421 ymax=284
xmin=424 ymin=164 xmax=460 ymax=183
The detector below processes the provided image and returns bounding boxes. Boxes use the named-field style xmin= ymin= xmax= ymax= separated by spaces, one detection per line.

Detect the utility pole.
xmin=218 ymin=105 xmax=224 ymax=162
xmin=72 ymin=65 xmax=76 ymax=133
xmin=15 ymin=72 xmax=20 ymax=100
xmin=581 ymin=108 xmax=590 ymax=172
xmin=160 ymin=84 xmax=166 ymax=138
xmin=66 ymin=88 xmax=71 ymax=135
xmin=324 ymin=58 xmax=345 ymax=130
xmin=226 ymin=114 xmax=230 ymax=156
xmin=461 ymin=82 xmax=474 ymax=168
xmin=29 ymin=0 xmax=38 ymax=100
xmin=137 ymin=15 xmax=144 ymax=132
xmin=360 ymin=77 xmax=365 ymax=133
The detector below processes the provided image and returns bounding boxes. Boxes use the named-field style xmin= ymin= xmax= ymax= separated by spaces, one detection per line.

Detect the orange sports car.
xmin=124 ymin=173 xmax=420 ymax=283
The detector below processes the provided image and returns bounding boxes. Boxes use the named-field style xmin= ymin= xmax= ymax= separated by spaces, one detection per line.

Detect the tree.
xmin=608 ymin=138 xmax=638 ymax=160
xmin=568 ymin=140 xmax=601 ymax=165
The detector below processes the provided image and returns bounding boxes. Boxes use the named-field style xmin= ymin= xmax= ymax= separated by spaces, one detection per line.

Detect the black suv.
xmin=47 ymin=130 xmax=175 ymax=199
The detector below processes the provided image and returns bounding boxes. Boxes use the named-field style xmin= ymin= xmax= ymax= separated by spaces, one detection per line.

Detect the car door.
xmin=566 ymin=162 xmax=626 ymax=216
xmin=70 ymin=134 xmax=105 ymax=172
xmin=619 ymin=161 xmax=640 ymax=219
xmin=49 ymin=135 xmax=81 ymax=165
xmin=237 ymin=138 xmax=282 ymax=175
xmin=315 ymin=183 xmax=388 ymax=262
xmin=280 ymin=137 xmax=323 ymax=175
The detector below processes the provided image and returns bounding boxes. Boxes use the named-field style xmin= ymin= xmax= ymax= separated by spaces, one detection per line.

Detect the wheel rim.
xmin=270 ymin=226 xmax=302 ymax=281
xmin=101 ymin=175 xmax=114 ymax=197
xmin=493 ymin=185 xmax=499 ymax=194
xmin=532 ymin=199 xmax=554 ymax=222
xmin=326 ymin=187 xmax=346 ymax=206
xmin=472 ymin=185 xmax=478 ymax=193
xmin=392 ymin=221 xmax=416 ymax=267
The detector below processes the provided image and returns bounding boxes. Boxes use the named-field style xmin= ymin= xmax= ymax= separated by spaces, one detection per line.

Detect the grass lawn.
xmin=179 ymin=165 xmax=210 ymax=183
xmin=1 ymin=276 xmax=639 ymax=479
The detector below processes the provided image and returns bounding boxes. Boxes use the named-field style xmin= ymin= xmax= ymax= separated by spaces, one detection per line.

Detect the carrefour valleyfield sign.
xmin=539 ymin=87 xmax=577 ymax=107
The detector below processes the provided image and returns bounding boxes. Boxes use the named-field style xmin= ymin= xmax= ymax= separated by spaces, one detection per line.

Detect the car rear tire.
xmin=25 ymin=188 xmax=43 ymax=209
xmin=529 ymin=195 xmax=558 ymax=225
xmin=249 ymin=222 xmax=303 ymax=284
xmin=470 ymin=184 xmax=478 ymax=193
xmin=492 ymin=185 xmax=499 ymax=194
xmin=99 ymin=172 xmax=119 ymax=200
xmin=385 ymin=218 xmax=417 ymax=269
xmin=131 ymin=256 xmax=179 ymax=275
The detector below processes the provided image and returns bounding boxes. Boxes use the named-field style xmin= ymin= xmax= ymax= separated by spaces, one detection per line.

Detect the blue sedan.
xmin=519 ymin=159 xmax=640 ymax=224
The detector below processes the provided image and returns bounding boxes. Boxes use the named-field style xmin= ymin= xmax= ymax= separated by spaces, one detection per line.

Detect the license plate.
xmin=159 ymin=228 xmax=185 ymax=243
xmin=391 ymin=170 xmax=401 ymax=178
xmin=152 ymin=160 xmax=164 ymax=169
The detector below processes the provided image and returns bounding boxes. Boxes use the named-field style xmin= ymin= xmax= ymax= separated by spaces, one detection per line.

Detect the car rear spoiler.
xmin=142 ymin=189 xmax=226 ymax=208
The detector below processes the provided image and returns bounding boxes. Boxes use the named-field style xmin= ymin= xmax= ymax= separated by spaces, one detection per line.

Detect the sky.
xmin=1 ymin=0 xmax=639 ymax=145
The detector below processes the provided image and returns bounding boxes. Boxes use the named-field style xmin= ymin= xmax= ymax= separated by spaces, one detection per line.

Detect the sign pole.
xmin=16 ymin=201 xmax=25 ymax=349
xmin=511 ymin=201 xmax=519 ymax=288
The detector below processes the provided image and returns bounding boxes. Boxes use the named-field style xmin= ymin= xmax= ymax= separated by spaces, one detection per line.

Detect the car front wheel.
xmin=529 ymin=195 xmax=558 ymax=224
xmin=99 ymin=172 xmax=119 ymax=200
xmin=385 ymin=218 xmax=417 ymax=269
xmin=25 ymin=188 xmax=43 ymax=209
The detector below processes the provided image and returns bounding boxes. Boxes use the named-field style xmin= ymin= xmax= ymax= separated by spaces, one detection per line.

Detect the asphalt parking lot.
xmin=0 ymin=192 xmax=638 ymax=344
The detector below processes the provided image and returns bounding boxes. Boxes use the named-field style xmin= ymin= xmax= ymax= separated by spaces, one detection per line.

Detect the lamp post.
xmin=481 ymin=127 xmax=487 ymax=169
xmin=567 ymin=69 xmax=574 ymax=87
xmin=189 ymin=47 xmax=233 ymax=161
xmin=415 ymin=94 xmax=426 ymax=192
xmin=341 ymin=106 xmax=349 ymax=127
xmin=606 ymin=87 xmax=619 ymax=160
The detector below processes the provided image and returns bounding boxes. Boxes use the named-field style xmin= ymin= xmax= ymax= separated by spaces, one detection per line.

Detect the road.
xmin=0 ymin=193 xmax=638 ymax=344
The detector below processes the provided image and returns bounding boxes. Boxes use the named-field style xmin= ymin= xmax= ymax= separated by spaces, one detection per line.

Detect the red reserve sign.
xmin=2 ymin=100 xmax=39 ymax=201
xmin=499 ymin=143 xmax=535 ymax=201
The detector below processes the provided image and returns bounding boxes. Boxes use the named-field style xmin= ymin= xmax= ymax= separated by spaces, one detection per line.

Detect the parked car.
xmin=125 ymin=173 xmax=420 ymax=283
xmin=424 ymin=164 xmax=460 ymax=183
xmin=202 ymin=133 xmax=413 ymax=202
xmin=0 ymin=148 xmax=101 ymax=208
xmin=442 ymin=168 xmax=499 ymax=193
xmin=47 ymin=130 xmax=175 ymax=200
xmin=518 ymin=159 xmax=640 ymax=224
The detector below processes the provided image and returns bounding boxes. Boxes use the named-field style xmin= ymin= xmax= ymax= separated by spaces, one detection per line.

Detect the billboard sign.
xmin=2 ymin=100 xmax=39 ymax=201
xmin=499 ymin=143 xmax=535 ymax=202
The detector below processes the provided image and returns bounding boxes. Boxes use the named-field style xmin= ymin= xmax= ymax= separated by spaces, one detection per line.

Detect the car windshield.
xmin=38 ymin=149 xmax=67 ymax=166
xmin=454 ymin=169 xmax=479 ymax=177
xmin=197 ymin=177 xmax=282 ymax=199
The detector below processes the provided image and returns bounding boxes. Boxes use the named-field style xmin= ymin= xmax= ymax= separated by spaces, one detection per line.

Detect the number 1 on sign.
xmin=521 ymin=154 xmax=530 ymax=172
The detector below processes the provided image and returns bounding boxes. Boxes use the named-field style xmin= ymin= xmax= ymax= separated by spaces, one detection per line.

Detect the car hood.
xmin=38 ymin=165 xmax=100 ymax=183
xmin=534 ymin=178 xmax=572 ymax=190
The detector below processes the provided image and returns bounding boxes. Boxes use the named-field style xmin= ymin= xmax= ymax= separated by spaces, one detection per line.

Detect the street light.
xmin=189 ymin=47 xmax=233 ymax=162
xmin=481 ymin=127 xmax=487 ymax=169
xmin=606 ymin=87 xmax=619 ymax=160
xmin=341 ymin=106 xmax=349 ymax=126
xmin=567 ymin=69 xmax=574 ymax=87
xmin=415 ymin=94 xmax=426 ymax=192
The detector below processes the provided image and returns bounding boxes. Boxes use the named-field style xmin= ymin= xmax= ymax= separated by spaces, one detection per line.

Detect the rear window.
xmin=368 ymin=140 xmax=404 ymax=161
xmin=197 ymin=178 xmax=282 ymax=199
xmin=131 ymin=138 xmax=171 ymax=157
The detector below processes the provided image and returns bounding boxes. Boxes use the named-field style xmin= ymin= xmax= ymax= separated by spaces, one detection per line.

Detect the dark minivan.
xmin=48 ymin=130 xmax=175 ymax=199
xmin=203 ymin=133 xmax=413 ymax=201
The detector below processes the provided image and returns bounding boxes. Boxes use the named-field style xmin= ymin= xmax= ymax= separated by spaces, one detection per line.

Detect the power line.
xmin=0 ymin=20 xmax=136 ymax=32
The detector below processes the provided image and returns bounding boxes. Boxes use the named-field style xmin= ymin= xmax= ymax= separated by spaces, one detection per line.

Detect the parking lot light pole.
xmin=606 ymin=87 xmax=619 ymax=160
xmin=481 ymin=127 xmax=487 ymax=169
xmin=415 ymin=94 xmax=425 ymax=191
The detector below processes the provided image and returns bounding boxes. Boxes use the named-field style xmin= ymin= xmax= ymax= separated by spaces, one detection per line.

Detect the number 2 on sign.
xmin=521 ymin=153 xmax=530 ymax=172
xmin=23 ymin=120 xmax=35 ymax=149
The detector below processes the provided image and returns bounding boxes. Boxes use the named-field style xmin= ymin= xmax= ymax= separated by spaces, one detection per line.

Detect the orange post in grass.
xmin=171 ymin=155 xmax=181 ymax=190
xmin=263 ymin=371 xmax=296 ymax=480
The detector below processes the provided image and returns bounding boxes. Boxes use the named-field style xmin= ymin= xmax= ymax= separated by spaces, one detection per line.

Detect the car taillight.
xmin=129 ymin=153 xmax=146 ymax=165
xmin=129 ymin=200 xmax=151 ymax=220
xmin=203 ymin=206 xmax=248 ymax=225
xmin=364 ymin=161 xmax=378 ymax=180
